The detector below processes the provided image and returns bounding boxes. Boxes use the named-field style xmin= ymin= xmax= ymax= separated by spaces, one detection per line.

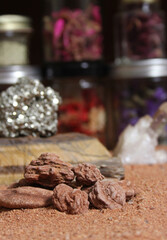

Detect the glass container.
xmin=0 ymin=15 xmax=33 ymax=66
xmin=43 ymin=61 xmax=108 ymax=143
xmin=0 ymin=65 xmax=41 ymax=92
xmin=114 ymin=0 xmax=166 ymax=63
xmin=107 ymin=59 xmax=167 ymax=148
xmin=43 ymin=0 xmax=103 ymax=62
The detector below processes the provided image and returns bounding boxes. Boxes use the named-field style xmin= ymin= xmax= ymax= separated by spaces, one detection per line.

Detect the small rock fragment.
xmin=52 ymin=184 xmax=89 ymax=214
xmin=52 ymin=184 xmax=72 ymax=213
xmin=24 ymin=153 xmax=74 ymax=188
xmin=0 ymin=186 xmax=53 ymax=209
xmin=89 ymin=180 xmax=126 ymax=210
xmin=8 ymin=178 xmax=31 ymax=188
xmin=118 ymin=180 xmax=136 ymax=201
xmin=72 ymin=163 xmax=104 ymax=186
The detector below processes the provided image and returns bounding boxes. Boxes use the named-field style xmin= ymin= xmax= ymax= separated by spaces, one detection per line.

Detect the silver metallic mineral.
xmin=0 ymin=77 xmax=61 ymax=137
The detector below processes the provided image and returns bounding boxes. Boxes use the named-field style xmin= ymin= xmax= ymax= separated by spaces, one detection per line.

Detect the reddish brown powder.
xmin=0 ymin=163 xmax=167 ymax=240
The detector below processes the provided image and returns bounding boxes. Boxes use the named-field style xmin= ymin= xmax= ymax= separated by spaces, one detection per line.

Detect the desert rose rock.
xmin=53 ymin=184 xmax=89 ymax=214
xmin=24 ymin=153 xmax=74 ymax=188
xmin=118 ymin=180 xmax=136 ymax=201
xmin=0 ymin=186 xmax=53 ymax=209
xmin=72 ymin=163 xmax=104 ymax=186
xmin=81 ymin=185 xmax=94 ymax=195
xmin=89 ymin=180 xmax=126 ymax=210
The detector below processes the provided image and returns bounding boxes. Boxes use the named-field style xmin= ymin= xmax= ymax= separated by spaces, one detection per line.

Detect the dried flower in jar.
xmin=125 ymin=11 xmax=165 ymax=60
xmin=44 ymin=5 xmax=103 ymax=62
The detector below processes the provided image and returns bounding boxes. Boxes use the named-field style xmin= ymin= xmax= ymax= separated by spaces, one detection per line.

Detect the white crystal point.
xmin=151 ymin=102 xmax=167 ymax=135
xmin=155 ymin=150 xmax=167 ymax=164
xmin=113 ymin=115 xmax=167 ymax=164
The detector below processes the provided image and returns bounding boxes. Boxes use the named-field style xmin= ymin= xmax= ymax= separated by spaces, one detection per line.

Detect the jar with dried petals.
xmin=43 ymin=0 xmax=103 ymax=62
xmin=114 ymin=0 xmax=166 ymax=63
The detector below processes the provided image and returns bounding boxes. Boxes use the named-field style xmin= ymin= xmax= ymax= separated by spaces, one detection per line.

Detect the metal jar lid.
xmin=0 ymin=15 xmax=32 ymax=32
xmin=111 ymin=59 xmax=167 ymax=79
xmin=122 ymin=0 xmax=158 ymax=4
xmin=0 ymin=65 xmax=41 ymax=85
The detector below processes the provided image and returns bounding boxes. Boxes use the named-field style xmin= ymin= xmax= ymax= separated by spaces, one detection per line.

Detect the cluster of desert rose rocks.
xmin=0 ymin=153 xmax=135 ymax=214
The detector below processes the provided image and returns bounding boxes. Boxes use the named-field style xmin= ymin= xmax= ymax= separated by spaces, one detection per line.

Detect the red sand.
xmin=0 ymin=164 xmax=167 ymax=240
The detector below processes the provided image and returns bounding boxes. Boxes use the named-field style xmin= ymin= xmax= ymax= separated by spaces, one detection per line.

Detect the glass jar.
xmin=0 ymin=15 xmax=33 ymax=66
xmin=43 ymin=61 xmax=108 ymax=143
xmin=114 ymin=0 xmax=166 ymax=63
xmin=43 ymin=0 xmax=103 ymax=62
xmin=107 ymin=59 xmax=167 ymax=148
xmin=0 ymin=65 xmax=41 ymax=92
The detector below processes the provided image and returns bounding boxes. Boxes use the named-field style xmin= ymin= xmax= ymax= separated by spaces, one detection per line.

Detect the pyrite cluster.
xmin=0 ymin=77 xmax=61 ymax=137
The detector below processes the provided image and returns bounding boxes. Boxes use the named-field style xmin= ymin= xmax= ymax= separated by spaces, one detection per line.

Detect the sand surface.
xmin=0 ymin=164 xmax=167 ymax=240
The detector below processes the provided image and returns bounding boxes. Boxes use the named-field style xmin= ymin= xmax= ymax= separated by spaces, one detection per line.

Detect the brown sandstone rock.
xmin=118 ymin=180 xmax=136 ymax=201
xmin=0 ymin=186 xmax=53 ymax=209
xmin=52 ymin=184 xmax=89 ymax=214
xmin=24 ymin=153 xmax=74 ymax=188
xmin=72 ymin=163 xmax=104 ymax=186
xmin=89 ymin=180 xmax=126 ymax=210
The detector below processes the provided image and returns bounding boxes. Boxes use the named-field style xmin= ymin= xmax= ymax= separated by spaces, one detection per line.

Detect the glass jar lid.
xmin=0 ymin=15 xmax=32 ymax=32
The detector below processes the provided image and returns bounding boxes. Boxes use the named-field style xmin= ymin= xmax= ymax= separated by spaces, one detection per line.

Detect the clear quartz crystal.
xmin=114 ymin=115 xmax=167 ymax=164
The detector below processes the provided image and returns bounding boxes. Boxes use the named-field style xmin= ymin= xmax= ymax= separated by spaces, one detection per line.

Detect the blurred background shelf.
xmin=1 ymin=0 xmax=167 ymax=149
